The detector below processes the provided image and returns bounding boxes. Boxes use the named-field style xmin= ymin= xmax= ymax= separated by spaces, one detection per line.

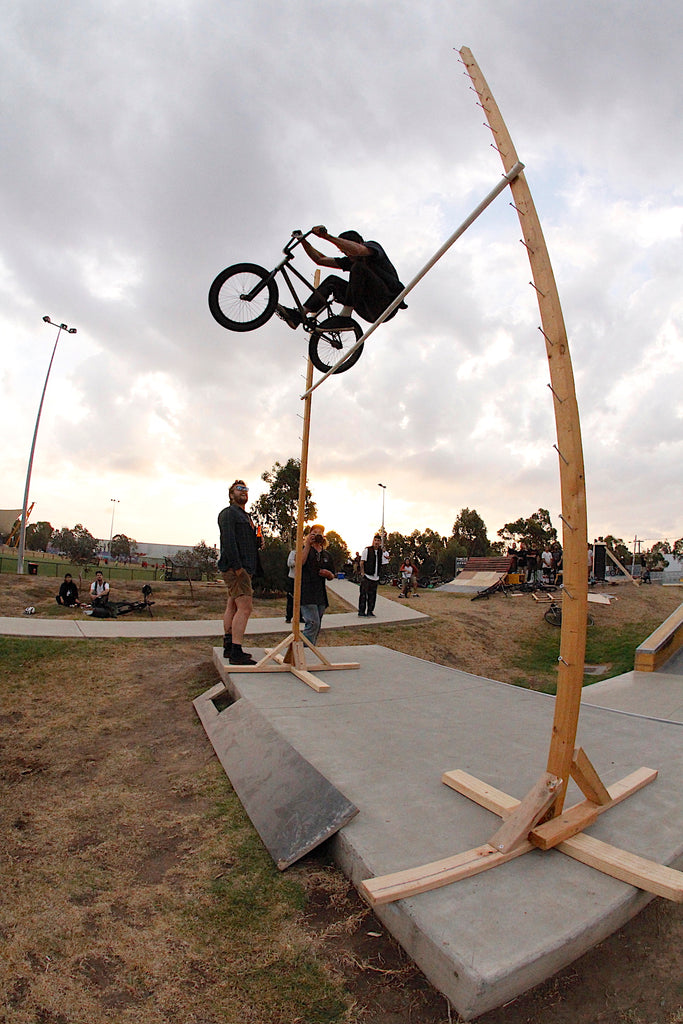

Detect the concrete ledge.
xmin=201 ymin=644 xmax=683 ymax=1019
xmin=634 ymin=601 xmax=683 ymax=671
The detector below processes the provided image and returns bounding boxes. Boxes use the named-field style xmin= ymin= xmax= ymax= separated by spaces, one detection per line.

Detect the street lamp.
xmin=109 ymin=499 xmax=120 ymax=556
xmin=16 ymin=317 xmax=77 ymax=574
xmin=378 ymin=483 xmax=387 ymax=540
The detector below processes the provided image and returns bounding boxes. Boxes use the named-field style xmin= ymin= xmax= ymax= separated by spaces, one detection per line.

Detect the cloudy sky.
xmin=2 ymin=0 xmax=681 ymax=557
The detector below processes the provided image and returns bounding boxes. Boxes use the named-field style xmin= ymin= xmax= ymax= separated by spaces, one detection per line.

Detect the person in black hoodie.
xmin=56 ymin=573 xmax=80 ymax=607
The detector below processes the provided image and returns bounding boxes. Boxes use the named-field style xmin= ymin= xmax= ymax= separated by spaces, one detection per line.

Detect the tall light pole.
xmin=109 ymin=499 xmax=120 ymax=556
xmin=16 ymin=317 xmax=77 ymax=574
xmin=378 ymin=483 xmax=387 ymax=541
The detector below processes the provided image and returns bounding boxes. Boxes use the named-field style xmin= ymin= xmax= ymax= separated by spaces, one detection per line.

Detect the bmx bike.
xmin=543 ymin=598 xmax=594 ymax=628
xmin=208 ymin=229 xmax=365 ymax=375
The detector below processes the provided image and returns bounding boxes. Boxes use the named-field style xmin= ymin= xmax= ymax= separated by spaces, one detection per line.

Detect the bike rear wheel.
xmin=208 ymin=263 xmax=278 ymax=331
xmin=308 ymin=317 xmax=364 ymax=375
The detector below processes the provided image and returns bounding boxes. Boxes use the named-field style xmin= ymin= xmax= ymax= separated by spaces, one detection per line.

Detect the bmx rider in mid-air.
xmin=276 ymin=225 xmax=406 ymax=329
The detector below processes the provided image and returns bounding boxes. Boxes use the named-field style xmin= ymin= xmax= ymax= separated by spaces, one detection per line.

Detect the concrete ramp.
xmin=200 ymin=644 xmax=683 ymax=1019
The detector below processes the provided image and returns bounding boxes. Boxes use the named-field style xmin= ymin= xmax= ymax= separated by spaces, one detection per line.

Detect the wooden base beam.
xmin=360 ymin=764 xmax=682 ymax=907
xmin=218 ymin=633 xmax=359 ymax=693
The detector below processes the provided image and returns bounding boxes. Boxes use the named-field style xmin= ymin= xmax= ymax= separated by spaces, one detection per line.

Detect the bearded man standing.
xmin=217 ymin=479 xmax=262 ymax=665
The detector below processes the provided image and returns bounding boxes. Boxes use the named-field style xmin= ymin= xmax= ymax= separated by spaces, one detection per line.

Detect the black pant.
xmin=305 ymin=275 xmax=350 ymax=313
xmin=359 ymin=576 xmax=378 ymax=615
xmin=285 ymin=577 xmax=294 ymax=621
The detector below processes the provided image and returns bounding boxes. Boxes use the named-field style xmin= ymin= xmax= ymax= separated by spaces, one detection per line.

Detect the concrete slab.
xmin=205 ymin=644 xmax=683 ymax=1020
xmin=582 ymin=672 xmax=683 ymax=723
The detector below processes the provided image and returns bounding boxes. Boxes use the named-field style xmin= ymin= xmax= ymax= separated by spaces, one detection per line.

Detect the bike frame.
xmin=241 ymin=230 xmax=328 ymax=330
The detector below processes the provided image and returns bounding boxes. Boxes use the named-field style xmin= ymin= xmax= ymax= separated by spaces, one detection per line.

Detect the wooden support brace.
xmin=529 ymin=800 xmax=600 ymax=850
xmin=570 ymin=747 xmax=612 ymax=806
xmin=487 ymin=772 xmax=562 ymax=853
xmin=287 ymin=668 xmax=330 ymax=693
xmin=357 ymin=766 xmax=673 ymax=906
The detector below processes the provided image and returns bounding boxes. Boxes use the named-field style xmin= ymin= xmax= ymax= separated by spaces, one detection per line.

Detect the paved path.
xmin=0 ymin=579 xmax=427 ymax=639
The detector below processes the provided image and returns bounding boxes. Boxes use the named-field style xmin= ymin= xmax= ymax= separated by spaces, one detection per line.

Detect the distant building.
xmin=95 ymin=541 xmax=195 ymax=564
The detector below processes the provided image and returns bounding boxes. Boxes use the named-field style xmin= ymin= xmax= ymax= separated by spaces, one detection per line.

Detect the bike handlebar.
xmin=283 ymin=227 xmax=314 ymax=255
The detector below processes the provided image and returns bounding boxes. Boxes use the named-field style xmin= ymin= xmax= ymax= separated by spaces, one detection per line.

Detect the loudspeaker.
xmin=593 ymin=542 xmax=606 ymax=580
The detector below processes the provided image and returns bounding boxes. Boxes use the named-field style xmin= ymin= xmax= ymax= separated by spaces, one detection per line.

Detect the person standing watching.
xmin=217 ymin=479 xmax=262 ymax=665
xmin=300 ymin=525 xmax=335 ymax=645
xmin=358 ymin=534 xmax=383 ymax=616
xmin=285 ymin=548 xmax=296 ymax=622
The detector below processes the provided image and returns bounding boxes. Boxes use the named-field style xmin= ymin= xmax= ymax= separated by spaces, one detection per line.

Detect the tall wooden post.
xmin=460 ymin=47 xmax=589 ymax=814
xmin=290 ymin=355 xmax=315 ymax=646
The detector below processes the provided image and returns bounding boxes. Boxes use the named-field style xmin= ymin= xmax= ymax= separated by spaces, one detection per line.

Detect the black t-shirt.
xmin=335 ymin=241 xmax=405 ymax=323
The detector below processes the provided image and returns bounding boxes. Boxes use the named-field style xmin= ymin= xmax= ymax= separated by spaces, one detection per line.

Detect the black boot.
xmin=229 ymin=643 xmax=256 ymax=666
xmin=223 ymin=633 xmax=232 ymax=658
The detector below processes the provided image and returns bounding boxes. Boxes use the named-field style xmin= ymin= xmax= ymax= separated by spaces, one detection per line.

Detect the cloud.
xmin=1 ymin=0 xmax=682 ymax=553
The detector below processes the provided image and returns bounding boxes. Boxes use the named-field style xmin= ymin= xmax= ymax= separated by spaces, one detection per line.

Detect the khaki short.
xmin=222 ymin=569 xmax=253 ymax=599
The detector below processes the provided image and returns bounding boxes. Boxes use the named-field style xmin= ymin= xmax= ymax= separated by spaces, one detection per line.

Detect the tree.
xmin=325 ymin=530 xmax=350 ymax=573
xmin=598 ymin=535 xmax=631 ymax=566
xmin=26 ymin=521 xmax=54 ymax=552
xmin=440 ymin=537 xmax=467 ymax=577
xmin=257 ymin=536 xmax=289 ymax=593
xmin=645 ymin=542 xmax=670 ymax=570
xmin=498 ymin=508 xmax=557 ymax=550
xmin=673 ymin=537 xmax=683 ymax=559
xmin=252 ymin=458 xmax=317 ymax=545
xmin=452 ymin=508 xmax=491 ymax=557
xmin=172 ymin=541 xmax=218 ymax=579
xmin=110 ymin=533 xmax=138 ymax=563
xmin=52 ymin=524 xmax=99 ymax=565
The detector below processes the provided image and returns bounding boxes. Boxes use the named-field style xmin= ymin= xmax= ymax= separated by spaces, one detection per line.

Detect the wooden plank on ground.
xmin=570 ymin=747 xmax=612 ymax=805
xmin=360 ymin=840 xmax=533 ymax=907
xmin=558 ymin=833 xmax=683 ymax=902
xmin=441 ymin=769 xmax=518 ymax=816
xmin=488 ymin=772 xmax=562 ymax=853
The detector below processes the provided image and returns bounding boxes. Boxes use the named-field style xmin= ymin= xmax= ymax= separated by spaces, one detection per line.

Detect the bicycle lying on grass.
xmin=542 ymin=598 xmax=594 ymax=628
xmin=208 ymin=229 xmax=365 ymax=375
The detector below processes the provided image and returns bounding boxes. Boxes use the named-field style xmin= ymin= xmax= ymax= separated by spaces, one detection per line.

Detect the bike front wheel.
xmin=308 ymin=317 xmax=364 ymax=375
xmin=208 ymin=263 xmax=278 ymax=331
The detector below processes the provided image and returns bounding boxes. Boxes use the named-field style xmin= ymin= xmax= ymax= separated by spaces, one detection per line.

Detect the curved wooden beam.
xmin=460 ymin=47 xmax=589 ymax=814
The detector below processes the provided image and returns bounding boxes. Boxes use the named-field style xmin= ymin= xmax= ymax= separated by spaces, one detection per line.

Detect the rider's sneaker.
xmin=321 ymin=314 xmax=353 ymax=329
xmin=276 ymin=305 xmax=302 ymax=330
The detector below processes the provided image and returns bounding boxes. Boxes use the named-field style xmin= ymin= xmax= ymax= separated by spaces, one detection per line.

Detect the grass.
xmin=509 ymin=617 xmax=669 ymax=692
xmin=0 ymin=636 xmax=353 ymax=1024
xmin=1 ymin=580 xmax=681 ymax=1024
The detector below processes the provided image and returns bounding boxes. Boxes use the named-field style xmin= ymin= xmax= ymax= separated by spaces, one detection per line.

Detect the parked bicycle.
xmin=208 ymin=229 xmax=365 ymax=375
xmin=543 ymin=598 xmax=594 ymax=627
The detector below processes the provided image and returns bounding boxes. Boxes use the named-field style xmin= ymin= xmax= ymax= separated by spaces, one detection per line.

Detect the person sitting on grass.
xmin=90 ymin=571 xmax=110 ymax=607
xmin=56 ymin=573 xmax=80 ymax=607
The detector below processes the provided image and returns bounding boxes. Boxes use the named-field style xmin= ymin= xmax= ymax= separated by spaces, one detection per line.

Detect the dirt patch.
xmin=0 ymin=573 xmax=346 ymax=621
xmin=0 ymin=577 xmax=681 ymax=1022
